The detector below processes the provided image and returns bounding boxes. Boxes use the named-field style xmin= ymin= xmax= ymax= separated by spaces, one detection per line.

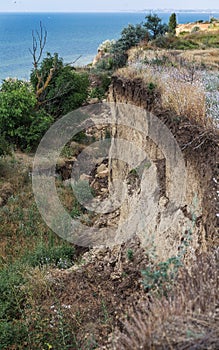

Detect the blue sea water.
xmin=0 ymin=12 xmax=219 ymax=81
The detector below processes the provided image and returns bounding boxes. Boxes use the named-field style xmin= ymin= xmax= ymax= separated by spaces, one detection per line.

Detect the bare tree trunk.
xmin=29 ymin=22 xmax=56 ymax=100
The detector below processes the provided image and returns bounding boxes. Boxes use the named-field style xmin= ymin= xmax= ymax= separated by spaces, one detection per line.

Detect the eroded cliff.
xmin=107 ymin=74 xmax=218 ymax=260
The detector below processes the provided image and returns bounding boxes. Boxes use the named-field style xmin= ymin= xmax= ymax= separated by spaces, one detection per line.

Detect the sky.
xmin=0 ymin=0 xmax=219 ymax=12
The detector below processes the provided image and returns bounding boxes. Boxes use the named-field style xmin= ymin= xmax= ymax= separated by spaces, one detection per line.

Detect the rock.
xmin=70 ymin=141 xmax=79 ymax=149
xmin=97 ymin=164 xmax=107 ymax=174
xmin=69 ymin=142 xmax=85 ymax=155
xmin=92 ymin=49 xmax=105 ymax=66
xmin=79 ymin=174 xmax=92 ymax=182
xmin=159 ymin=196 xmax=169 ymax=208
xmin=100 ymin=188 xmax=108 ymax=193
xmin=95 ymin=169 xmax=109 ymax=178
xmin=89 ymin=98 xmax=99 ymax=104
xmin=66 ymin=157 xmax=77 ymax=163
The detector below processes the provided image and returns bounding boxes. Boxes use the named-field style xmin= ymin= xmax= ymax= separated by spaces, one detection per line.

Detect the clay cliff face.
xmin=107 ymin=75 xmax=218 ymax=261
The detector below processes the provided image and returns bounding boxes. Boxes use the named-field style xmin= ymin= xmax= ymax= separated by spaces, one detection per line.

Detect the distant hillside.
xmin=176 ymin=19 xmax=219 ymax=35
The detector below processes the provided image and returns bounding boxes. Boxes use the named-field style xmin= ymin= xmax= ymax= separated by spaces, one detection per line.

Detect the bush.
xmin=89 ymin=73 xmax=111 ymax=100
xmin=142 ymin=256 xmax=182 ymax=296
xmin=23 ymin=108 xmax=54 ymax=150
xmin=150 ymin=35 xmax=176 ymax=48
xmin=0 ymin=78 xmax=53 ymax=150
xmin=30 ymin=52 xmax=89 ymax=118
xmin=172 ymin=39 xmax=199 ymax=49
xmin=95 ymin=56 xmax=114 ymax=71
xmin=191 ymin=26 xmax=200 ymax=33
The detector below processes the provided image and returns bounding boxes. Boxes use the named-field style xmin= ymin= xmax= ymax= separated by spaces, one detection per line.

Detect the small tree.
xmin=144 ymin=14 xmax=168 ymax=39
xmin=30 ymin=53 xmax=89 ymax=118
xmin=29 ymin=21 xmax=55 ymax=100
xmin=168 ymin=13 xmax=177 ymax=35
xmin=30 ymin=23 xmax=89 ymax=118
xmin=111 ymin=24 xmax=148 ymax=68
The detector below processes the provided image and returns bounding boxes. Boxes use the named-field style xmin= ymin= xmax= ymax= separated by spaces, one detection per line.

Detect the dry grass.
xmin=22 ymin=266 xmax=53 ymax=307
xmin=160 ymin=78 xmax=206 ymax=125
xmin=128 ymin=47 xmax=219 ymax=69
xmin=116 ymin=64 xmax=211 ymax=127
xmin=179 ymin=49 xmax=219 ymax=68
xmin=111 ymin=249 xmax=219 ymax=349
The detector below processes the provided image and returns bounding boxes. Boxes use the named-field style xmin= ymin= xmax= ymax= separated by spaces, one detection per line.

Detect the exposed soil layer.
xmin=108 ymin=75 xmax=218 ymax=247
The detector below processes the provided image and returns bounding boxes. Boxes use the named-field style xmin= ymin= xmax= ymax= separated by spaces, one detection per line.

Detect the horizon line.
xmin=1 ymin=9 xmax=219 ymax=14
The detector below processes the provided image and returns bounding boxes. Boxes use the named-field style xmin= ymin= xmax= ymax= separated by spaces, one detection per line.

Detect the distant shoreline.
xmin=0 ymin=10 xmax=219 ymax=14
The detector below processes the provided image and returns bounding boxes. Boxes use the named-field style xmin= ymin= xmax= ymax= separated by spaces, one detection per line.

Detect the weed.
xmin=127 ymin=248 xmax=134 ymax=261
xmin=141 ymin=256 xmax=182 ymax=296
xmin=23 ymin=243 xmax=75 ymax=269
xmin=129 ymin=168 xmax=138 ymax=175
xmin=147 ymin=81 xmax=156 ymax=91
xmin=101 ymin=299 xmax=110 ymax=324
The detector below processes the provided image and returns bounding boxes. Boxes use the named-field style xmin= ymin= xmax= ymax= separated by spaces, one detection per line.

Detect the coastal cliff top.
xmin=176 ymin=19 xmax=219 ymax=34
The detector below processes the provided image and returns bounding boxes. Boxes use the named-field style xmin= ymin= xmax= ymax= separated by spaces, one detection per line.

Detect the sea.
xmin=1 ymin=11 xmax=219 ymax=81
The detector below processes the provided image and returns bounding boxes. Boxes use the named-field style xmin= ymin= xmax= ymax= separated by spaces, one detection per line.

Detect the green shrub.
xmin=95 ymin=56 xmax=114 ymax=71
xmin=127 ymin=249 xmax=134 ymax=261
xmin=191 ymin=26 xmax=200 ymax=33
xmin=0 ymin=78 xmax=53 ymax=150
xmin=23 ymin=108 xmax=54 ymax=150
xmin=150 ymin=35 xmax=176 ymax=49
xmin=90 ymin=86 xmax=106 ymax=100
xmin=147 ymin=82 xmax=156 ymax=92
xmin=142 ymin=256 xmax=182 ymax=296
xmin=30 ymin=52 xmax=89 ymax=118
xmin=179 ymin=30 xmax=190 ymax=36
xmin=72 ymin=130 xmax=90 ymax=144
xmin=210 ymin=16 xmax=218 ymax=23
xmin=172 ymin=39 xmax=199 ymax=49
xmin=89 ymin=72 xmax=111 ymax=100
